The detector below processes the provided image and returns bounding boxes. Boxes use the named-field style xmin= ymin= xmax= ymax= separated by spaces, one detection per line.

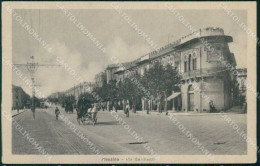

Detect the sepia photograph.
xmin=2 ymin=1 xmax=257 ymax=164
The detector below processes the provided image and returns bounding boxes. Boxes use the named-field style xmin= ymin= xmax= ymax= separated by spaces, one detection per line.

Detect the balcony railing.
xmin=181 ymin=67 xmax=228 ymax=80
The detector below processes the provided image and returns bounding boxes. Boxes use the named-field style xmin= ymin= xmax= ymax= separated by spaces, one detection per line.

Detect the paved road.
xmin=12 ymin=106 xmax=247 ymax=155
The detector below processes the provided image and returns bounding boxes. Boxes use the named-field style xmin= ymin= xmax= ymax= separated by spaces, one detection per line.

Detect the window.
xmin=170 ymin=56 xmax=174 ymax=65
xmin=241 ymin=79 xmax=246 ymax=90
xmin=184 ymin=61 xmax=187 ymax=72
xmin=192 ymin=58 xmax=197 ymax=70
xmin=188 ymin=54 xmax=192 ymax=71
xmin=175 ymin=61 xmax=179 ymax=69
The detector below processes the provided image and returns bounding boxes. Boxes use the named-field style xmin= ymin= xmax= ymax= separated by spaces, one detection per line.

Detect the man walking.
xmin=125 ymin=100 xmax=130 ymax=118
xmin=55 ymin=107 xmax=60 ymax=120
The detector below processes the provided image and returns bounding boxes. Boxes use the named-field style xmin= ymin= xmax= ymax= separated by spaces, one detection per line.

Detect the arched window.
xmin=175 ymin=61 xmax=179 ymax=70
xmin=188 ymin=85 xmax=194 ymax=92
xmin=183 ymin=54 xmax=188 ymax=72
xmin=184 ymin=61 xmax=187 ymax=72
xmin=188 ymin=54 xmax=192 ymax=71
xmin=170 ymin=55 xmax=174 ymax=65
xmin=192 ymin=52 xmax=197 ymax=70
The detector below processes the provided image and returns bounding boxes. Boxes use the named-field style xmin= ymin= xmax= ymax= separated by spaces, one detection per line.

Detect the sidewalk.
xmin=106 ymin=109 xmax=162 ymax=116
xmin=12 ymin=109 xmax=29 ymax=117
xmin=168 ymin=111 xmax=242 ymax=116
xmin=109 ymin=109 xmax=243 ymax=116
xmin=136 ymin=110 xmax=241 ymax=116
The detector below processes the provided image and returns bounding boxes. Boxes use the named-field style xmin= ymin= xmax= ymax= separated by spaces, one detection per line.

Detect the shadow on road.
xmin=95 ymin=121 xmax=119 ymax=126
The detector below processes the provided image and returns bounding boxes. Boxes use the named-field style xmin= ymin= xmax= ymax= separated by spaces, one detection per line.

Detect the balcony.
xmin=181 ymin=67 xmax=228 ymax=80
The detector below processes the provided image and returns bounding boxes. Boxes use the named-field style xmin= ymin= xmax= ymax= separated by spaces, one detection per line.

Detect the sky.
xmin=12 ymin=9 xmax=247 ymax=97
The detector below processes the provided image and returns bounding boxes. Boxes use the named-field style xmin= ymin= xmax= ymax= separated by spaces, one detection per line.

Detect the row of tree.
xmin=48 ymin=60 xmax=245 ymax=113
xmin=92 ymin=61 xmax=181 ymax=112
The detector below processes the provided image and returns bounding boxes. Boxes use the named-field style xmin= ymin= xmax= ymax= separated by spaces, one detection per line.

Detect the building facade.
xmin=105 ymin=27 xmax=237 ymax=112
xmin=235 ymin=68 xmax=247 ymax=100
xmin=94 ymin=71 xmax=107 ymax=87
xmin=106 ymin=64 xmax=119 ymax=84
xmin=64 ymin=82 xmax=95 ymax=101
xmin=12 ymin=85 xmax=30 ymax=110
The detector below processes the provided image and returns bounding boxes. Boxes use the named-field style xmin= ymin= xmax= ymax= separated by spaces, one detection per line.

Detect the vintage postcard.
xmin=2 ymin=1 xmax=257 ymax=164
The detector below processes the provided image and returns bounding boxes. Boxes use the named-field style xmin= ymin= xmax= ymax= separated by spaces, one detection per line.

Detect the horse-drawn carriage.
xmin=76 ymin=97 xmax=100 ymax=126
xmin=79 ymin=110 xmax=98 ymax=126
xmin=65 ymin=103 xmax=73 ymax=113
xmin=64 ymin=96 xmax=75 ymax=114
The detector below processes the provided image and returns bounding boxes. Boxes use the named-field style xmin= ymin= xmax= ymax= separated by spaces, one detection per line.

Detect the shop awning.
xmin=167 ymin=92 xmax=181 ymax=101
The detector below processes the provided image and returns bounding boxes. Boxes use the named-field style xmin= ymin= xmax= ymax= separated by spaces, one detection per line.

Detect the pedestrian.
xmin=115 ymin=101 xmax=118 ymax=112
xmin=145 ymin=98 xmax=149 ymax=114
xmin=91 ymin=103 xmax=99 ymax=122
xmin=76 ymin=107 xmax=82 ymax=125
xmin=55 ymin=107 xmax=60 ymax=120
xmin=125 ymin=100 xmax=130 ymax=118
xmin=102 ymin=102 xmax=105 ymax=111
xmin=157 ymin=101 xmax=161 ymax=113
xmin=31 ymin=106 xmax=35 ymax=119
xmin=209 ymin=100 xmax=216 ymax=112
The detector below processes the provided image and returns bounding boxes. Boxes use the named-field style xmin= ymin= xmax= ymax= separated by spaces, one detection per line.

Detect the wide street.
xmin=12 ymin=107 xmax=247 ymax=155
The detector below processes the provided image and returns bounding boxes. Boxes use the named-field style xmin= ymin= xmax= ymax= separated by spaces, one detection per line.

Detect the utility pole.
xmin=14 ymin=55 xmax=60 ymax=119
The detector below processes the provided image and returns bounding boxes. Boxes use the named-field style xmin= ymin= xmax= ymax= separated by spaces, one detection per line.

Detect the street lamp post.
xmin=14 ymin=56 xmax=60 ymax=119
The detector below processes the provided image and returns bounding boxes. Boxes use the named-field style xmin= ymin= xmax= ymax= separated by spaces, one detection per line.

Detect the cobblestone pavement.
xmin=12 ymin=107 xmax=247 ymax=155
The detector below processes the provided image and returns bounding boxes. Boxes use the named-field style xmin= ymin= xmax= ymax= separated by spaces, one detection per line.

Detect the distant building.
xmin=106 ymin=64 xmax=121 ymax=83
xmin=104 ymin=27 xmax=238 ymax=112
xmin=64 ymin=82 xmax=95 ymax=101
xmin=94 ymin=71 xmax=107 ymax=87
xmin=12 ymin=85 xmax=30 ymax=110
xmin=48 ymin=92 xmax=64 ymax=99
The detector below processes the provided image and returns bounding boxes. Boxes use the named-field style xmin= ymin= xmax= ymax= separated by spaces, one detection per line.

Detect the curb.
xmin=102 ymin=110 xmax=245 ymax=116
xmin=168 ymin=112 xmax=244 ymax=116
xmin=12 ymin=109 xmax=29 ymax=117
xmin=109 ymin=110 xmax=245 ymax=116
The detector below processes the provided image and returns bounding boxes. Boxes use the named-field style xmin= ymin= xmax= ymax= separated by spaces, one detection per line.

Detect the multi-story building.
xmin=94 ymin=71 xmax=107 ymax=87
xmin=48 ymin=92 xmax=62 ymax=99
xmin=12 ymin=85 xmax=31 ymax=110
xmin=105 ymin=27 xmax=237 ymax=112
xmin=64 ymin=82 xmax=95 ymax=101
xmin=113 ymin=61 xmax=137 ymax=83
xmin=106 ymin=64 xmax=120 ymax=84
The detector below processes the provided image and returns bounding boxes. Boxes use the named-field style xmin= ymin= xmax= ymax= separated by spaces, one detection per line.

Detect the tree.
xmin=104 ymin=80 xmax=117 ymax=111
xmin=92 ymin=61 xmax=181 ymax=113
xmin=58 ymin=94 xmax=66 ymax=107
xmin=122 ymin=72 xmax=144 ymax=113
xmin=141 ymin=61 xmax=181 ymax=112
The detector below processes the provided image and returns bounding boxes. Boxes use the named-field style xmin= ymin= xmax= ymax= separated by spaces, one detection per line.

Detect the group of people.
xmin=54 ymin=96 xmax=100 ymax=123
xmin=54 ymin=98 xmax=132 ymax=121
